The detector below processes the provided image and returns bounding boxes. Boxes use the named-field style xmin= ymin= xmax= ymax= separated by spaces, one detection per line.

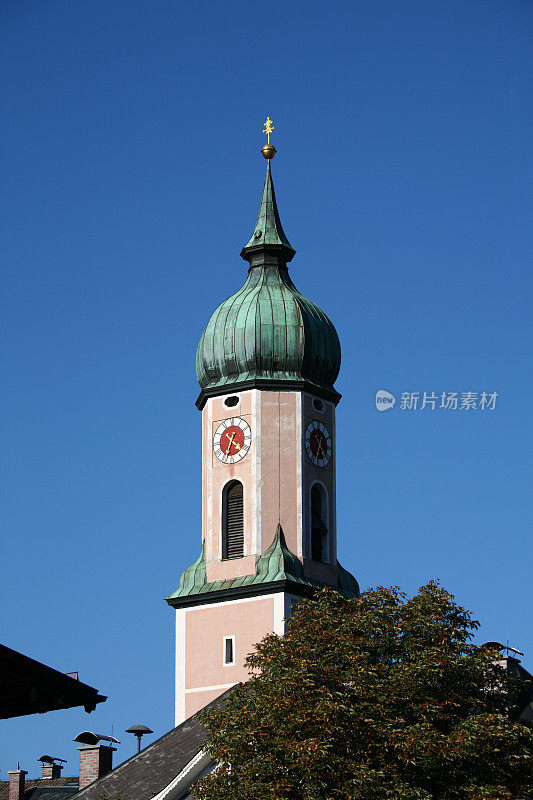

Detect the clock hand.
xmin=225 ymin=431 xmax=236 ymax=456
xmin=316 ymin=438 xmax=326 ymax=458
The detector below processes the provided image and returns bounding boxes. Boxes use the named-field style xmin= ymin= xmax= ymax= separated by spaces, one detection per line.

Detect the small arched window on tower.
xmin=311 ymin=484 xmax=328 ymax=563
xmin=222 ymin=480 xmax=244 ymax=559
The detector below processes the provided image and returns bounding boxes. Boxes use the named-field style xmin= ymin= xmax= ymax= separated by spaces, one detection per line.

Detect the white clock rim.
xmin=213 ymin=440 xmax=251 ymax=463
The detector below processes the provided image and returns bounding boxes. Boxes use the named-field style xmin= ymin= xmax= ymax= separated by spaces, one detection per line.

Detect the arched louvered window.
xmin=222 ymin=481 xmax=244 ymax=559
xmin=311 ymin=484 xmax=328 ymax=563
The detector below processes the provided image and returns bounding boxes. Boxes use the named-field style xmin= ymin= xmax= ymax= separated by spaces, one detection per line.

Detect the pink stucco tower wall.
xmin=166 ymin=152 xmax=358 ymax=724
xmin=203 ymin=389 xmax=338 ymax=582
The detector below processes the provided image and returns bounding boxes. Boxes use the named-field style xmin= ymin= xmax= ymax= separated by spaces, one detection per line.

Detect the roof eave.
xmin=166 ymin=578 xmax=320 ymax=609
xmin=196 ymin=379 xmax=341 ymax=410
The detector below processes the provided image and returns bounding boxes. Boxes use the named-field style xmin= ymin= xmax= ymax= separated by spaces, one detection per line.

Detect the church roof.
xmin=68 ymin=692 xmax=231 ymax=800
xmin=166 ymin=525 xmax=359 ymax=608
xmin=195 ymin=162 xmax=341 ymax=408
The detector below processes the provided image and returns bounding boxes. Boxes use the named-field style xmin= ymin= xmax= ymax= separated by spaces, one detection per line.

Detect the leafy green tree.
xmin=195 ymin=582 xmax=533 ymax=800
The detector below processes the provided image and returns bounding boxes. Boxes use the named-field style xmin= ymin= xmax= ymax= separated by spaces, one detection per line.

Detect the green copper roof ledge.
xmin=165 ymin=525 xmax=359 ymax=605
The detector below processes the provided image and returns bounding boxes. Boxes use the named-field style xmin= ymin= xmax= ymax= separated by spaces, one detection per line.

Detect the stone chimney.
xmin=8 ymin=766 xmax=27 ymax=800
xmin=78 ymin=746 xmax=115 ymax=789
xmin=41 ymin=763 xmax=63 ymax=779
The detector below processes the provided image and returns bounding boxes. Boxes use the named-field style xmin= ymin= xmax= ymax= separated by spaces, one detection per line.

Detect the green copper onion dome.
xmin=196 ymin=161 xmax=341 ymax=408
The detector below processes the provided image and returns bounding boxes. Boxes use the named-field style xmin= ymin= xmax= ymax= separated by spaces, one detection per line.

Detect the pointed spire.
xmin=241 ymin=160 xmax=296 ymax=264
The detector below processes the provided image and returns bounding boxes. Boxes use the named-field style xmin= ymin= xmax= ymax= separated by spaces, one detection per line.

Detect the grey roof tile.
xmin=69 ymin=690 xmax=232 ymax=800
xmin=0 ymin=778 xmax=79 ymax=800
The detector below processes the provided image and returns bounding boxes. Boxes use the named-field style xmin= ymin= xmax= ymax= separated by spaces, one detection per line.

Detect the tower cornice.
xmin=196 ymin=379 xmax=341 ymax=410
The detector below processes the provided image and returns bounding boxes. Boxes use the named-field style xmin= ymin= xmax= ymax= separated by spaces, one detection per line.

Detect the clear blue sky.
xmin=2 ymin=0 xmax=532 ymax=775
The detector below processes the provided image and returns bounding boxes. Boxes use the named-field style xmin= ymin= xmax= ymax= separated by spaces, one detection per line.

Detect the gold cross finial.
xmin=263 ymin=116 xmax=274 ymax=144
xmin=261 ymin=117 xmax=277 ymax=160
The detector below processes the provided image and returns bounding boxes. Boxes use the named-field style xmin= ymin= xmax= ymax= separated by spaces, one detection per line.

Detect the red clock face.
xmin=305 ymin=421 xmax=332 ymax=467
xmin=220 ymin=426 xmax=245 ymax=457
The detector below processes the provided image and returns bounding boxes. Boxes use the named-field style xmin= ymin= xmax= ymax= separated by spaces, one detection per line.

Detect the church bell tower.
xmin=166 ymin=120 xmax=358 ymax=724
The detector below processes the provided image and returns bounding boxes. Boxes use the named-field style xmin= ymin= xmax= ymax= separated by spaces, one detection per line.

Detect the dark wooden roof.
xmin=0 ymin=644 xmax=106 ymax=719
xmin=0 ymin=778 xmax=79 ymax=800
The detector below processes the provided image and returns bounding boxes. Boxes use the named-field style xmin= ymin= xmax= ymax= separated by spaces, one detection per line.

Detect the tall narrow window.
xmin=223 ymin=636 xmax=235 ymax=666
xmin=311 ymin=484 xmax=328 ymax=563
xmin=222 ymin=480 xmax=244 ymax=559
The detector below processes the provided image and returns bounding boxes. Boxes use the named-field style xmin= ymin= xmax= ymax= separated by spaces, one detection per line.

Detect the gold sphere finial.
xmin=261 ymin=116 xmax=276 ymax=159
xmin=261 ymin=143 xmax=277 ymax=159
